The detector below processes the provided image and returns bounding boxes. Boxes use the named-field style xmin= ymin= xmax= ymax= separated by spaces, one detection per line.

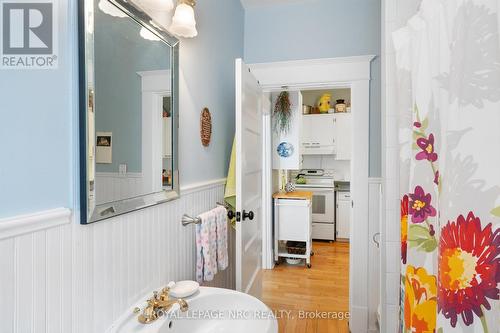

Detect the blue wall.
xmin=0 ymin=0 xmax=75 ymax=218
xmin=244 ymin=0 xmax=381 ymax=176
xmin=177 ymin=0 xmax=244 ymax=185
xmin=0 ymin=0 xmax=244 ymax=218
xmin=94 ymin=9 xmax=171 ymax=173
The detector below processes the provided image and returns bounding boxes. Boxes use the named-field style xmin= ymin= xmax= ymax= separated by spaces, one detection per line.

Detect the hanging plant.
xmin=273 ymin=91 xmax=292 ymax=135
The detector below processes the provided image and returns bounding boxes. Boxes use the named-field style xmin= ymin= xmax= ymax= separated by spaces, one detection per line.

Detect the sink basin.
xmin=107 ymin=287 xmax=278 ymax=333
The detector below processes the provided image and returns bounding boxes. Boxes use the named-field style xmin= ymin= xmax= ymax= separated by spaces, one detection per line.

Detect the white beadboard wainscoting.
xmin=0 ymin=179 xmax=235 ymax=333
xmin=94 ymin=172 xmax=145 ymax=205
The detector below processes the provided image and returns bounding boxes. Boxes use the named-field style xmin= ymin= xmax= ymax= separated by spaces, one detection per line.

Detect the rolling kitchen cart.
xmin=273 ymin=191 xmax=313 ymax=268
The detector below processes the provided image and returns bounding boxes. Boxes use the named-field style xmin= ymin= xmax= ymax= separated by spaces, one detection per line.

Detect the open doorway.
xmin=232 ymin=57 xmax=376 ymax=333
xmin=260 ymin=88 xmax=353 ymax=331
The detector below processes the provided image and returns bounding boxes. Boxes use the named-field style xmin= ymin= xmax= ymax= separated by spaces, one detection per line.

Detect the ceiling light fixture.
xmin=169 ymin=0 xmax=197 ymax=38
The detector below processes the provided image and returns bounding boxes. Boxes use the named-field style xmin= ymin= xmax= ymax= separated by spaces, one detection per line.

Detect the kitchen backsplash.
xmin=301 ymin=156 xmax=351 ymax=180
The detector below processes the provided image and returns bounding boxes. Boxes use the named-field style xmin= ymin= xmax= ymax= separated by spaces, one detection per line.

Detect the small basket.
xmin=200 ymin=108 xmax=212 ymax=147
xmin=286 ymin=241 xmax=306 ymax=255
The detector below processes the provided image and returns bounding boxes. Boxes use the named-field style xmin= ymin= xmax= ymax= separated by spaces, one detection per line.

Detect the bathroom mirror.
xmin=79 ymin=0 xmax=180 ymax=224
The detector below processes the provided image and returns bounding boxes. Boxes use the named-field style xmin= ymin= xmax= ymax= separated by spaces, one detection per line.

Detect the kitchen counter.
xmin=272 ymin=191 xmax=313 ymax=200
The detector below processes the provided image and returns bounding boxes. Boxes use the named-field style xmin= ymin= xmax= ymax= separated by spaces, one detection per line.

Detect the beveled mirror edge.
xmin=78 ymin=0 xmax=180 ymax=224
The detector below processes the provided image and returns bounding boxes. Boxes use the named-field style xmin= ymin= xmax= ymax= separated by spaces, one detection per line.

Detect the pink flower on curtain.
xmin=438 ymin=212 xmax=500 ymax=328
xmin=416 ymin=134 xmax=438 ymax=162
xmin=409 ymin=186 xmax=437 ymax=223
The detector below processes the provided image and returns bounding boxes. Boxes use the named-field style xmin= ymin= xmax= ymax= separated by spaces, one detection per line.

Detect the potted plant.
xmin=273 ymin=91 xmax=292 ymax=135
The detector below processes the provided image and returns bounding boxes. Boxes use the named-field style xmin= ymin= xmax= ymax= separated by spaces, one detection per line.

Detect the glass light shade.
xmin=140 ymin=27 xmax=161 ymax=41
xmin=149 ymin=11 xmax=172 ymax=29
xmin=140 ymin=0 xmax=174 ymax=11
xmin=98 ymin=0 xmax=127 ymax=18
xmin=169 ymin=3 xmax=197 ymax=38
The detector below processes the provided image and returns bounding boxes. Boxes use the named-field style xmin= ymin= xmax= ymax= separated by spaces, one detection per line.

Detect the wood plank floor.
xmin=260 ymin=241 xmax=350 ymax=333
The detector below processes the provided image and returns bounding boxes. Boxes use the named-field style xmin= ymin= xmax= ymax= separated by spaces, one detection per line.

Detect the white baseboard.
xmin=0 ymin=208 xmax=72 ymax=240
xmin=349 ymin=305 xmax=369 ymax=333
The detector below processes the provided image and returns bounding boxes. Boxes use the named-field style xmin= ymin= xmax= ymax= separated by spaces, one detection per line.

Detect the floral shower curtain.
xmin=393 ymin=0 xmax=499 ymax=332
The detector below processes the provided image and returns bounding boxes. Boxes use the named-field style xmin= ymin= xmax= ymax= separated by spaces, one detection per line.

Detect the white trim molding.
xmin=0 ymin=208 xmax=72 ymax=240
xmin=369 ymin=177 xmax=383 ymax=184
xmin=249 ymin=55 xmax=375 ymax=90
xmin=180 ymin=178 xmax=227 ymax=195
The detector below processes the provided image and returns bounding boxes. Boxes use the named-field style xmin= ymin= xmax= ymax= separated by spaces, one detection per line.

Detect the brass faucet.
xmin=134 ymin=287 xmax=189 ymax=324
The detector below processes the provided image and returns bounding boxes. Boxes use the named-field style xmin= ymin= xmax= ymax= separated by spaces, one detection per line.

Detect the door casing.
xmin=250 ymin=56 xmax=375 ymax=333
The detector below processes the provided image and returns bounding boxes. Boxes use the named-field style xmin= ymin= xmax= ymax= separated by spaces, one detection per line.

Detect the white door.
xmin=235 ymin=59 xmax=264 ymax=293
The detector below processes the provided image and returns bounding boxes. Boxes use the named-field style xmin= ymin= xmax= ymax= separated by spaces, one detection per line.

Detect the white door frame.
xmin=138 ymin=70 xmax=171 ymax=195
xmin=249 ymin=55 xmax=375 ymax=333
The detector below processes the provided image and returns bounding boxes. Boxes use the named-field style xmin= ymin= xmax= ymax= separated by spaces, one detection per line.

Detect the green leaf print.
xmin=491 ymin=206 xmax=500 ymax=217
xmin=408 ymin=224 xmax=438 ymax=252
xmin=421 ymin=117 xmax=429 ymax=130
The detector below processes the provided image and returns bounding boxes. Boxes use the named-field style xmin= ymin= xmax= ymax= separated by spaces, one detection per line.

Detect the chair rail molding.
xmin=180 ymin=178 xmax=227 ymax=195
xmin=0 ymin=208 xmax=72 ymax=240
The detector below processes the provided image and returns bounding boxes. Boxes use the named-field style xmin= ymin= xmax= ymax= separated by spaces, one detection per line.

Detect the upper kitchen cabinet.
xmin=301 ymin=114 xmax=336 ymax=155
xmin=300 ymin=89 xmax=352 ymax=159
xmin=333 ymin=113 xmax=352 ymax=160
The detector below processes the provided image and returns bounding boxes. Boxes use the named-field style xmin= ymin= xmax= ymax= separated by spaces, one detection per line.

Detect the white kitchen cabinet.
xmin=333 ymin=113 xmax=352 ymax=160
xmin=301 ymin=114 xmax=336 ymax=155
xmin=336 ymin=191 xmax=351 ymax=239
xmin=273 ymin=196 xmax=313 ymax=268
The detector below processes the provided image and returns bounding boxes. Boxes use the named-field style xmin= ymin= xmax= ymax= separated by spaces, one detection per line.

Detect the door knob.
xmin=373 ymin=232 xmax=380 ymax=248
xmin=242 ymin=210 xmax=254 ymax=221
xmin=227 ymin=210 xmax=235 ymax=220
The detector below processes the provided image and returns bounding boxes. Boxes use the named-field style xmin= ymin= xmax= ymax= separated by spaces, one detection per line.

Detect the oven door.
xmin=301 ymin=187 xmax=335 ymax=223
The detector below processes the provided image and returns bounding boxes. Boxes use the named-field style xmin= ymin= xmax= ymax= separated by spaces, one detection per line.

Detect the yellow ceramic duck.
xmin=318 ymin=93 xmax=332 ymax=113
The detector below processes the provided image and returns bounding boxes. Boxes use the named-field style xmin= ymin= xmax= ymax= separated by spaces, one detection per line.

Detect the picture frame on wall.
xmin=96 ymin=131 xmax=112 ymax=164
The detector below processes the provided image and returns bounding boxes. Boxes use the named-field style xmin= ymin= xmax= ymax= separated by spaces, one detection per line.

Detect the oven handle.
xmin=301 ymin=188 xmax=335 ymax=193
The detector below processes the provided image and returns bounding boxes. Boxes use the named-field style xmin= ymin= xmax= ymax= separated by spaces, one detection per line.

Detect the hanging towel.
xmin=195 ymin=210 xmax=218 ymax=282
xmin=224 ymin=138 xmax=237 ymax=228
xmin=214 ymin=206 xmax=228 ymax=270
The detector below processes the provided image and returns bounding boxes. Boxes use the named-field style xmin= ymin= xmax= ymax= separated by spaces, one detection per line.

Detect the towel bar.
xmin=181 ymin=214 xmax=201 ymax=226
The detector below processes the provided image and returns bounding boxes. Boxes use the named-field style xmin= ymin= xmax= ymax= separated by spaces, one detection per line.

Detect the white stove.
xmin=292 ymin=169 xmax=336 ymax=241
xmin=293 ymin=169 xmax=335 ymax=188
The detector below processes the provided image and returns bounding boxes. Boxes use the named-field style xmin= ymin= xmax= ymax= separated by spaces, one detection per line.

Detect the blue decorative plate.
xmin=277 ymin=142 xmax=294 ymax=158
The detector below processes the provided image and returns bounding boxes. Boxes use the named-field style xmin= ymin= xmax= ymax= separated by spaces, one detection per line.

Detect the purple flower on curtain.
xmin=416 ymin=134 xmax=438 ymax=162
xmin=409 ymin=186 xmax=437 ymax=223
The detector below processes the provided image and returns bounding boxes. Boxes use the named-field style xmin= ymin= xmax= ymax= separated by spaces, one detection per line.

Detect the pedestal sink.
xmin=107 ymin=287 xmax=278 ymax=333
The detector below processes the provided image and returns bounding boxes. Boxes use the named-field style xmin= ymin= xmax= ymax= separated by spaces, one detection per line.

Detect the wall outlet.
xmin=119 ymin=164 xmax=127 ymax=175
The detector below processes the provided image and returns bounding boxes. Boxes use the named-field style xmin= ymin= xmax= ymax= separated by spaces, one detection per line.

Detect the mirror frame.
xmin=78 ymin=0 xmax=180 ymax=224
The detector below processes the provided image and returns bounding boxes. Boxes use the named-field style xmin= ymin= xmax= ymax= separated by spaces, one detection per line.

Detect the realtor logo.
xmin=1 ymin=1 xmax=58 ymax=69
